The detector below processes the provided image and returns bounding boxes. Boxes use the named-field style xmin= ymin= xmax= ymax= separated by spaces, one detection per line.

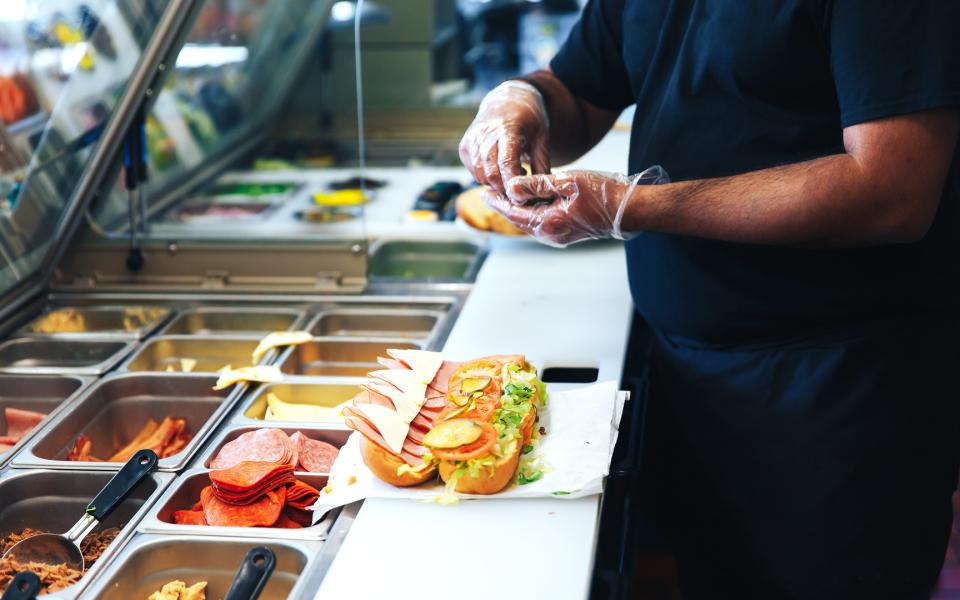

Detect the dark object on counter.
xmin=1 ymin=572 xmax=40 ymax=600
xmin=414 ymin=181 xmax=463 ymax=220
xmin=0 ymin=449 xmax=158 ymax=573
xmin=542 ymin=367 xmax=599 ymax=384
xmin=224 ymin=546 xmax=276 ymax=600
xmin=328 ymin=176 xmax=386 ymax=191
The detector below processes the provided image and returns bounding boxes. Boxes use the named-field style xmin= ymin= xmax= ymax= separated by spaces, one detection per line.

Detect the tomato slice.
xmin=431 ymin=422 xmax=497 ymax=461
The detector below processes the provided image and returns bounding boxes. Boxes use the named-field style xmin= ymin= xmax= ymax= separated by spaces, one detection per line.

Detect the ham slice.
xmin=4 ymin=407 xmax=46 ymax=440
xmin=428 ymin=360 xmax=461 ymax=396
xmin=376 ymin=357 xmax=407 ymax=371
xmin=357 ymin=385 xmax=396 ymax=409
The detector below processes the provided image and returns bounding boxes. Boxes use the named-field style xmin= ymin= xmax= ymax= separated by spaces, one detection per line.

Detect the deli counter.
xmin=0 ymin=1 xmax=639 ymax=598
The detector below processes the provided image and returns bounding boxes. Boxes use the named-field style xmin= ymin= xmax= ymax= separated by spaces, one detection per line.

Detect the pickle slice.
xmin=460 ymin=376 xmax=491 ymax=396
xmin=423 ymin=418 xmax=483 ymax=449
xmin=442 ymin=399 xmax=475 ymax=421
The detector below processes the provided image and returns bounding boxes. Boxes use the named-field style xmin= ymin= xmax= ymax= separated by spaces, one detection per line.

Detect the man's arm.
xmin=521 ymin=70 xmax=620 ymax=167
xmin=623 ymin=109 xmax=959 ymax=246
xmin=498 ymin=108 xmax=960 ymax=247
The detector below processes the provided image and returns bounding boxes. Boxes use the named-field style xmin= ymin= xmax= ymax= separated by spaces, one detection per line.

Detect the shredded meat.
xmin=0 ymin=527 xmax=120 ymax=594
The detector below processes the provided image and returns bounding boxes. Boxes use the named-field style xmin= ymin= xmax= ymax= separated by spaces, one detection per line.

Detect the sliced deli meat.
xmin=4 ymin=407 xmax=45 ymax=439
xmin=297 ymin=436 xmax=340 ymax=473
xmin=210 ymin=428 xmax=291 ymax=470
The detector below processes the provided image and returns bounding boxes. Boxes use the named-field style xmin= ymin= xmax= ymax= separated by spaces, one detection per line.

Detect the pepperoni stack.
xmin=174 ymin=460 xmax=321 ymax=528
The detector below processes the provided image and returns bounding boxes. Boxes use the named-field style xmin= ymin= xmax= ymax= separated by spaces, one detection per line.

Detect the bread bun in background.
xmin=456 ymin=187 xmax=525 ymax=236
xmin=360 ymin=437 xmax=437 ymax=487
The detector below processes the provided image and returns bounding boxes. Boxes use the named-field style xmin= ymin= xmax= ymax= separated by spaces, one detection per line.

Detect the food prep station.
xmin=0 ymin=1 xmax=638 ymax=598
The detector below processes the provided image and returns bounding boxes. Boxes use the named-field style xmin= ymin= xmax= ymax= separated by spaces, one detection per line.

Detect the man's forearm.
xmin=519 ymin=70 xmax=617 ymax=166
xmin=624 ymin=154 xmax=938 ymax=247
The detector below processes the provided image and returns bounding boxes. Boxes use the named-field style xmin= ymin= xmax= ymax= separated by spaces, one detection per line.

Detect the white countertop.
xmin=314 ymin=237 xmax=634 ymax=600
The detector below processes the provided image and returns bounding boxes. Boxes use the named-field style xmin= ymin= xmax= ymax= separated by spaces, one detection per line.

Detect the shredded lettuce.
xmin=445 ymin=363 xmax=547 ymax=485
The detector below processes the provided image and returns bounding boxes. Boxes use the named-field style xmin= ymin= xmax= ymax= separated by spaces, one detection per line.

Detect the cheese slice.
xmin=364 ymin=380 xmax=424 ymax=424
xmin=358 ymin=403 xmax=409 ymax=454
xmin=213 ymin=365 xmax=283 ymax=390
xmin=265 ymin=393 xmax=345 ymax=423
xmin=386 ymin=349 xmax=443 ymax=385
xmin=252 ymin=331 xmax=313 ymax=363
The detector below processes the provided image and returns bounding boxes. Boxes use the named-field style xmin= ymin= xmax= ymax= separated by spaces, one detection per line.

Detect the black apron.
xmin=644 ymin=319 xmax=960 ymax=599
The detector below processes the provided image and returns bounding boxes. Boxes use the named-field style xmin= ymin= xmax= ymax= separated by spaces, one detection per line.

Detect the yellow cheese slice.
xmin=357 ymin=403 xmax=409 ymax=454
xmin=386 ymin=349 xmax=443 ymax=384
xmin=213 ymin=365 xmax=283 ymax=390
xmin=180 ymin=358 xmax=197 ymax=373
xmin=364 ymin=380 xmax=424 ymax=424
xmin=264 ymin=392 xmax=345 ymax=423
xmin=251 ymin=331 xmax=313 ymax=363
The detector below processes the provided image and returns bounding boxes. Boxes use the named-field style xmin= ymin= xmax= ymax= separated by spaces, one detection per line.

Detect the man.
xmin=459 ymin=1 xmax=960 ymax=598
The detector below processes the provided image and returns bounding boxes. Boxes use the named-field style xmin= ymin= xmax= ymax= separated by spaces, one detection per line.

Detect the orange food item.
xmin=66 ymin=417 xmax=192 ymax=462
xmin=430 ymin=422 xmax=497 ymax=461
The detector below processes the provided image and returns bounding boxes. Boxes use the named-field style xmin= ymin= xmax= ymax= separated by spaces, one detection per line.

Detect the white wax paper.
xmin=311 ymin=381 xmax=624 ymax=522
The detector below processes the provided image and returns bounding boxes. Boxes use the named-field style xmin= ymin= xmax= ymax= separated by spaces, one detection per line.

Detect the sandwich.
xmin=343 ymin=350 xmax=546 ymax=495
xmin=456 ymin=186 xmax=525 ymax=236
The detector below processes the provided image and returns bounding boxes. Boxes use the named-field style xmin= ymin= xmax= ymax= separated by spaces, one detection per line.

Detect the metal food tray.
xmin=276 ymin=338 xmax=421 ymax=377
xmin=234 ymin=380 xmax=360 ymax=425
xmin=367 ymin=239 xmax=485 ymax=283
xmin=0 ymin=375 xmax=90 ymax=469
xmin=17 ymin=305 xmax=172 ymax=339
xmin=0 ymin=468 xmax=174 ymax=599
xmin=13 ymin=373 xmax=240 ymax=472
xmin=160 ymin=306 xmax=306 ymax=336
xmin=0 ymin=338 xmax=137 ymax=375
xmin=139 ymin=467 xmax=337 ymax=541
xmin=121 ymin=335 xmax=269 ymax=373
xmin=306 ymin=308 xmax=444 ymax=346
xmin=79 ymin=533 xmax=321 ymax=600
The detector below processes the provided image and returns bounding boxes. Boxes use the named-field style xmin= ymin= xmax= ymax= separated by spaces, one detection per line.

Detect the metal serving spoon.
xmin=224 ymin=546 xmax=276 ymax=600
xmin=1 ymin=572 xmax=41 ymax=600
xmin=1 ymin=449 xmax=158 ymax=573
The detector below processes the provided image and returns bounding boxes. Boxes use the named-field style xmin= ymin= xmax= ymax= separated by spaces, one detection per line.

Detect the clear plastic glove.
xmin=483 ymin=166 xmax=669 ymax=247
xmin=459 ymin=80 xmax=551 ymax=194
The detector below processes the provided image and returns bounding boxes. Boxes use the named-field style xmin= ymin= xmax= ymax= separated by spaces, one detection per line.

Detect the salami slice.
xmin=297 ymin=437 xmax=340 ymax=473
xmin=210 ymin=429 xmax=291 ymax=469
xmin=273 ymin=512 xmax=304 ymax=529
xmin=210 ymin=461 xmax=295 ymax=493
xmin=286 ymin=480 xmax=321 ymax=508
xmin=288 ymin=431 xmax=305 ymax=467
xmin=174 ymin=509 xmax=208 ymax=526
xmin=201 ymin=485 xmax=285 ymax=527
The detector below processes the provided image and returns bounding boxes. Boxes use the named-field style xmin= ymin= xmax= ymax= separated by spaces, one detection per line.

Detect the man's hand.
xmin=459 ymin=81 xmax=551 ymax=194
xmin=484 ymin=167 xmax=669 ymax=247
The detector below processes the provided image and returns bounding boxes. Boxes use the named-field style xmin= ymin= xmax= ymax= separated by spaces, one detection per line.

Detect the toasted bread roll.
xmin=360 ymin=437 xmax=437 ymax=487
xmin=438 ymin=446 xmax=521 ymax=495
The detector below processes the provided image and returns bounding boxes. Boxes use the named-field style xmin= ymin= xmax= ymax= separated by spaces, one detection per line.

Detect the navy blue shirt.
xmin=551 ymin=0 xmax=960 ymax=344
